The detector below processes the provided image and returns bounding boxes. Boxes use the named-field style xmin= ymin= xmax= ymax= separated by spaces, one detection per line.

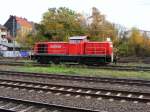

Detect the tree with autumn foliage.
xmin=128 ymin=28 xmax=143 ymax=55
xmin=37 ymin=7 xmax=118 ymax=42
xmin=128 ymin=28 xmax=150 ymax=56
xmin=117 ymin=28 xmax=150 ymax=56
xmin=41 ymin=7 xmax=87 ymax=41
xmin=88 ymin=7 xmax=118 ymax=43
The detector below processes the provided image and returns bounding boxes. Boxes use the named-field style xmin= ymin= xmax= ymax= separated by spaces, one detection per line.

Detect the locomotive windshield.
xmin=69 ymin=39 xmax=82 ymax=44
xmin=69 ymin=36 xmax=88 ymax=44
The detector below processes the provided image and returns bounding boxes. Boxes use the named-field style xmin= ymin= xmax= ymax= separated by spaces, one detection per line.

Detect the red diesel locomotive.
xmin=32 ymin=36 xmax=114 ymax=65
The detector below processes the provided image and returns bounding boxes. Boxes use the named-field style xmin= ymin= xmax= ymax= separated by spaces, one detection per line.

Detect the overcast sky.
xmin=0 ymin=0 xmax=150 ymax=30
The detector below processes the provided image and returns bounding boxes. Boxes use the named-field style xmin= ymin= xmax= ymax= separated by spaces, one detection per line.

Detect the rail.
xmin=0 ymin=70 xmax=150 ymax=87
xmin=0 ymin=78 xmax=149 ymax=104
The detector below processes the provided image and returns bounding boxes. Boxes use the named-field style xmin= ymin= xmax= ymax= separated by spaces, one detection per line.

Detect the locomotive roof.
xmin=69 ymin=36 xmax=88 ymax=40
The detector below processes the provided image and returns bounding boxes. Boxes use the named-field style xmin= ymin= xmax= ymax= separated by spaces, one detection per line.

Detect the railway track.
xmin=1 ymin=60 xmax=150 ymax=71
xmin=0 ymin=71 xmax=150 ymax=111
xmin=118 ymin=57 xmax=150 ymax=64
xmin=0 ymin=70 xmax=150 ymax=87
xmin=0 ymin=96 xmax=99 ymax=112
xmin=0 ymin=78 xmax=149 ymax=105
xmin=0 ymin=61 xmax=49 ymax=67
xmin=83 ymin=65 xmax=150 ymax=71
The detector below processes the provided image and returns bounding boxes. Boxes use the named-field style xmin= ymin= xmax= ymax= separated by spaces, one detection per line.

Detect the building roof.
xmin=15 ymin=16 xmax=32 ymax=28
xmin=0 ymin=24 xmax=6 ymax=30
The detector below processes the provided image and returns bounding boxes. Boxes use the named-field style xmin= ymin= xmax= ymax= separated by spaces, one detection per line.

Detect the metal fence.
xmin=0 ymin=50 xmax=31 ymax=58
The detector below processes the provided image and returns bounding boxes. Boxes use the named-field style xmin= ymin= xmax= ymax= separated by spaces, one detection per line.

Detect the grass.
xmin=14 ymin=64 xmax=150 ymax=80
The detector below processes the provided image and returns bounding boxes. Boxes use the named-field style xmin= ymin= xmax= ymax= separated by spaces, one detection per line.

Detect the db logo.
xmin=50 ymin=45 xmax=61 ymax=48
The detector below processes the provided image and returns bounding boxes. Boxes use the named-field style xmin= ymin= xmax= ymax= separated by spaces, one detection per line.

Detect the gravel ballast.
xmin=0 ymin=74 xmax=150 ymax=93
xmin=0 ymin=71 xmax=150 ymax=111
xmin=0 ymin=87 xmax=149 ymax=112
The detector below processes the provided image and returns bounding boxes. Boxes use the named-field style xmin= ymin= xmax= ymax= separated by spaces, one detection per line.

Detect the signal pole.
xmin=12 ymin=17 xmax=15 ymax=52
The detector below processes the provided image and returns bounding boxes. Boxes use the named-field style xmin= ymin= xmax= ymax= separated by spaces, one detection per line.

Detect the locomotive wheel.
xmin=52 ymin=58 xmax=60 ymax=64
xmin=37 ymin=58 xmax=49 ymax=64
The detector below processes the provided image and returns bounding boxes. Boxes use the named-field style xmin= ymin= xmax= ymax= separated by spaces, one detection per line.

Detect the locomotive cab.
xmin=69 ymin=36 xmax=88 ymax=44
xmin=68 ymin=36 xmax=88 ymax=55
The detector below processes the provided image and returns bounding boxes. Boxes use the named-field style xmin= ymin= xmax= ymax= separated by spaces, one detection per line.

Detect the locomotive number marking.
xmin=50 ymin=45 xmax=62 ymax=48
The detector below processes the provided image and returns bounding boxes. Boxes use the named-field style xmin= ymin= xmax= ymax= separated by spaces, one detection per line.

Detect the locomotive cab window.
xmin=37 ymin=44 xmax=48 ymax=53
xmin=69 ymin=39 xmax=82 ymax=44
xmin=69 ymin=36 xmax=88 ymax=44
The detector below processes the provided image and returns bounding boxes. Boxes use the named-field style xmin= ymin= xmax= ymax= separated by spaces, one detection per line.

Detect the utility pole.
xmin=12 ymin=16 xmax=15 ymax=52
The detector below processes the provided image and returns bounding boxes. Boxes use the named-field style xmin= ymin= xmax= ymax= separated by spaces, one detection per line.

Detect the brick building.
xmin=4 ymin=15 xmax=34 ymax=38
